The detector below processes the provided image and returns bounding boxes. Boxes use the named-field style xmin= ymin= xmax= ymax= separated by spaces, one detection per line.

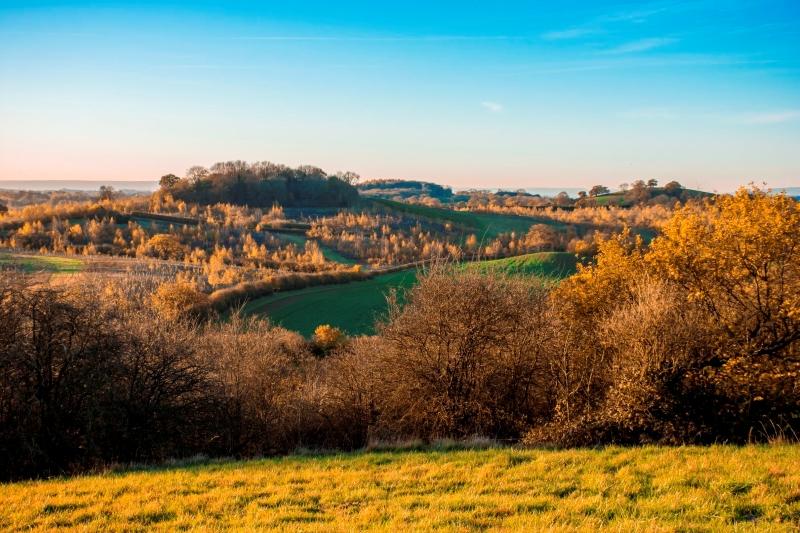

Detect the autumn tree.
xmin=664 ymin=180 xmax=682 ymax=194
xmin=145 ymin=233 xmax=186 ymax=260
xmin=159 ymin=173 xmax=180 ymax=189
xmin=647 ymin=187 xmax=800 ymax=358
xmin=313 ymin=324 xmax=346 ymax=352
xmin=98 ymin=185 xmax=116 ymax=201
xmin=589 ymin=185 xmax=610 ymax=197
xmin=151 ymin=278 xmax=210 ymax=321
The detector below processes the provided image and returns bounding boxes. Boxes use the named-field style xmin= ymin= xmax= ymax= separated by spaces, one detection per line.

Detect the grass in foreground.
xmin=0 ymin=253 xmax=83 ymax=274
xmin=241 ymin=269 xmax=418 ymax=336
xmin=2 ymin=446 xmax=799 ymax=531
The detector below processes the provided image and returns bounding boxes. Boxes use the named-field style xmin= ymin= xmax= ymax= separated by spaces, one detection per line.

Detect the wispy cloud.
xmin=604 ymin=37 xmax=677 ymax=54
xmin=232 ymin=35 xmax=516 ymax=42
xmin=603 ymin=4 xmax=674 ymax=23
xmin=621 ymin=107 xmax=678 ymax=120
xmin=481 ymin=101 xmax=504 ymax=113
xmin=541 ymin=27 xmax=597 ymax=41
xmin=737 ymin=110 xmax=800 ymax=124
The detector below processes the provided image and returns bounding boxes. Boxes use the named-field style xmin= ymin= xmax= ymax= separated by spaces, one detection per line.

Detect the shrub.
xmin=372 ymin=267 xmax=553 ymax=440
xmin=151 ymin=278 xmax=210 ymax=321
xmin=313 ymin=324 xmax=346 ymax=352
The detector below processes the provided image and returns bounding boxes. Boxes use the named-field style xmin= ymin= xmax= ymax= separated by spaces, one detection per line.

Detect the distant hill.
xmin=358 ymin=180 xmax=453 ymax=201
xmin=593 ymin=187 xmax=712 ymax=207
xmin=0 ymin=180 xmax=157 ymax=192
xmin=773 ymin=187 xmax=800 ymax=199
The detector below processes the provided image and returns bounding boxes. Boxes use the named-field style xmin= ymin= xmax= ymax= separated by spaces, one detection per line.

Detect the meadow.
xmin=373 ymin=198 xmax=565 ymax=237
xmin=240 ymin=252 xmax=578 ymax=336
xmin=0 ymin=253 xmax=83 ymax=273
xmin=464 ymin=251 xmax=578 ymax=280
xmin=2 ymin=445 xmax=799 ymax=531
xmin=241 ymin=269 xmax=418 ymax=336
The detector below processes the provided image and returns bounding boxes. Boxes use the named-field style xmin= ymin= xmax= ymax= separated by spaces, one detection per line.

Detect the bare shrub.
xmin=372 ymin=266 xmax=554 ymax=440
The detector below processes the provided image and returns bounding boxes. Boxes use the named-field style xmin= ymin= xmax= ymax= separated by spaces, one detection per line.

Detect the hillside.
xmin=372 ymin=198 xmax=564 ymax=238
xmin=593 ymin=187 xmax=712 ymax=207
xmin=465 ymin=251 xmax=578 ymax=280
xmin=241 ymin=252 xmax=578 ymax=336
xmin=241 ymin=269 xmax=418 ymax=336
xmin=2 ymin=446 xmax=798 ymax=530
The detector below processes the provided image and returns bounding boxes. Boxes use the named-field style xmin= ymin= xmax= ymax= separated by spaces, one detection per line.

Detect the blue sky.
xmin=1 ymin=1 xmax=799 ymax=191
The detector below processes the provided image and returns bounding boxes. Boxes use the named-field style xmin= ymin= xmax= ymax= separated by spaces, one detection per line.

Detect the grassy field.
xmin=465 ymin=251 xmax=579 ymax=281
xmin=2 ymin=445 xmax=799 ymax=531
xmin=242 ymin=253 xmax=578 ymax=337
xmin=0 ymin=253 xmax=83 ymax=273
xmin=241 ymin=269 xmax=418 ymax=336
xmin=372 ymin=198 xmax=565 ymax=239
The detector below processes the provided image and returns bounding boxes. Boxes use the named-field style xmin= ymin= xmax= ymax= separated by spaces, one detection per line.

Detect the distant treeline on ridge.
xmin=160 ymin=161 xmax=360 ymax=207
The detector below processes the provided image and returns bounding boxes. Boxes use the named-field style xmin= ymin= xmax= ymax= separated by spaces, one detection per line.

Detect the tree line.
xmin=159 ymin=161 xmax=360 ymax=207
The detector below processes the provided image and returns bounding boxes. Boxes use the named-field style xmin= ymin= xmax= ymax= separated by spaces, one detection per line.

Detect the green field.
xmin=372 ymin=198 xmax=564 ymax=238
xmin=2 ymin=445 xmax=799 ymax=531
xmin=242 ymin=252 xmax=579 ymax=337
xmin=242 ymin=269 xmax=418 ymax=336
xmin=0 ymin=253 xmax=83 ymax=273
xmin=465 ymin=251 xmax=579 ymax=280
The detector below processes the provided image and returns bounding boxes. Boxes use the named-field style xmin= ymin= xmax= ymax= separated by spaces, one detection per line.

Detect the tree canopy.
xmin=165 ymin=161 xmax=359 ymax=207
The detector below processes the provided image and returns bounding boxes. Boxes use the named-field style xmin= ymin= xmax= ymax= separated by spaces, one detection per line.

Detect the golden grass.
xmin=2 ymin=446 xmax=799 ymax=531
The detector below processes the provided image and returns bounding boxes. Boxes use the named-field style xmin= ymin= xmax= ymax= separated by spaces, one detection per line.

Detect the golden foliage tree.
xmin=313 ymin=324 xmax=345 ymax=351
xmin=145 ymin=233 xmax=186 ymax=260
xmin=151 ymin=278 xmax=210 ymax=321
xmin=647 ymin=187 xmax=800 ymax=358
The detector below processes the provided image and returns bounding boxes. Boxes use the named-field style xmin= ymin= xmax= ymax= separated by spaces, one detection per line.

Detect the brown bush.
xmin=371 ymin=267 xmax=554 ymax=440
xmin=199 ymin=316 xmax=313 ymax=456
xmin=0 ymin=275 xmax=214 ymax=479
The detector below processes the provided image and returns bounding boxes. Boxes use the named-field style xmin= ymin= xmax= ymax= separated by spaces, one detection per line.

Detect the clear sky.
xmin=1 ymin=0 xmax=799 ymax=191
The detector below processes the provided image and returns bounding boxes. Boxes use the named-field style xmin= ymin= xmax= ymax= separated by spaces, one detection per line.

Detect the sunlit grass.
xmin=2 ymin=446 xmax=799 ymax=531
xmin=464 ymin=251 xmax=578 ymax=281
xmin=0 ymin=253 xmax=83 ymax=273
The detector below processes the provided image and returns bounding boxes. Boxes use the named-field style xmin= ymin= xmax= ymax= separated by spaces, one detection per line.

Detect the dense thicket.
xmin=1 ymin=188 xmax=798 ymax=480
xmin=164 ymin=161 xmax=359 ymax=207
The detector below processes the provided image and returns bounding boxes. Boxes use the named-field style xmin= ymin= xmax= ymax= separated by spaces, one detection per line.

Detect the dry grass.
xmin=2 ymin=446 xmax=799 ymax=531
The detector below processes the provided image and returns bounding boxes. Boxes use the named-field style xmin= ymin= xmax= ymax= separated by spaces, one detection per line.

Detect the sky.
xmin=1 ymin=0 xmax=799 ymax=191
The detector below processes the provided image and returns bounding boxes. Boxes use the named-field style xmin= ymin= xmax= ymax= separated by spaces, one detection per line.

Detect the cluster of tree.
xmin=478 ymin=225 xmax=614 ymax=257
xmin=460 ymin=180 xmax=698 ymax=212
xmin=2 ymin=188 xmax=797 ymax=480
xmin=0 ymin=188 xmax=124 ymax=210
xmin=159 ymin=161 xmax=360 ymax=207
xmin=461 ymin=203 xmax=675 ymax=230
xmin=611 ymin=179 xmax=696 ymax=206
xmin=307 ymin=210 xmax=605 ymax=266
xmin=307 ymin=211 xmax=464 ymax=266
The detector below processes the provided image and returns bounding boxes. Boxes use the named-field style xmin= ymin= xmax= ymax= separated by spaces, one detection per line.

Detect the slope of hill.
xmin=371 ymin=198 xmax=564 ymax=238
xmin=465 ymin=251 xmax=578 ymax=280
xmin=241 ymin=252 xmax=578 ymax=336
xmin=3 ymin=445 xmax=797 ymax=530
xmin=241 ymin=269 xmax=418 ymax=336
